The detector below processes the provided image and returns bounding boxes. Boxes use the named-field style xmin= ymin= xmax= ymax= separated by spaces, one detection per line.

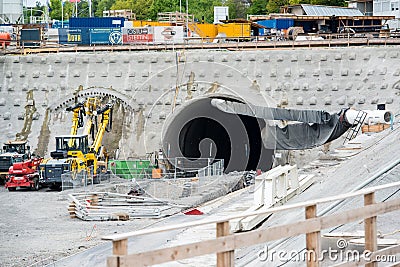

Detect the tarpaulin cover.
xmin=211 ymin=99 xmax=351 ymax=150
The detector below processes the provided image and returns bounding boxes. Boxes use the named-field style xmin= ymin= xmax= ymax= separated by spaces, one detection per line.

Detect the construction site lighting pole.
xmin=186 ymin=0 xmax=189 ymax=37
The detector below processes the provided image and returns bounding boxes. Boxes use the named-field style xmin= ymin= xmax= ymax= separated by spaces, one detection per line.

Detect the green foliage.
xmin=131 ymin=0 xmax=153 ymax=20
xmin=266 ymin=0 xmax=288 ymax=13
xmin=49 ymin=0 xmax=73 ymax=20
xmin=225 ymin=0 xmax=247 ymax=19
xmin=247 ymin=0 xmax=268 ymax=15
xmin=95 ymin=0 xmax=115 ymax=16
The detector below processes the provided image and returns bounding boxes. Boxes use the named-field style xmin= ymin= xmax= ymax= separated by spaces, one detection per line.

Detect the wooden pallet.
xmin=361 ymin=123 xmax=390 ymax=133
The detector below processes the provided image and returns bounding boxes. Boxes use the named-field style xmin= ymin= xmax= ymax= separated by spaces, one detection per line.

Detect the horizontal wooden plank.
xmin=108 ymin=198 xmax=400 ymax=266
xmin=102 ymin=180 xmax=400 ymax=241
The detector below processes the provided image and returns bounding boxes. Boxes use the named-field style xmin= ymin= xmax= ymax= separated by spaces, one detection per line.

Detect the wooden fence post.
xmin=216 ymin=221 xmax=234 ymax=267
xmin=364 ymin=192 xmax=377 ymax=267
xmin=306 ymin=204 xmax=320 ymax=267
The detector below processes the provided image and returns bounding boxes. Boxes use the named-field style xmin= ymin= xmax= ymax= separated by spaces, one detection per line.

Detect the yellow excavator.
xmin=39 ymin=97 xmax=113 ymax=189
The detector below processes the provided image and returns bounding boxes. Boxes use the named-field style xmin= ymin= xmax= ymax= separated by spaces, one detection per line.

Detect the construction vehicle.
xmin=0 ymin=140 xmax=31 ymax=184
xmin=5 ymin=157 xmax=42 ymax=191
xmin=39 ymin=98 xmax=113 ymax=189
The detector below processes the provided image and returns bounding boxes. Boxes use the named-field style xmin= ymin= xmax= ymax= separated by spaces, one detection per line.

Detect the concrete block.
xmin=349 ymin=53 xmax=356 ymax=60
xmin=22 ymin=83 xmax=29 ymax=91
xmin=199 ymin=72 xmax=206 ymax=78
xmin=394 ymin=82 xmax=400 ymax=90
xmin=334 ymin=54 xmax=342 ymax=60
xmin=302 ymin=83 xmax=309 ymax=91
xmin=275 ymin=82 xmax=283 ymax=91
xmin=386 ymin=97 xmax=394 ymax=104
xmin=101 ymin=71 xmax=108 ymax=77
xmin=32 ymin=71 xmax=40 ymax=78
xmin=291 ymin=55 xmax=298 ymax=62
xmin=324 ymin=96 xmax=332 ymax=105
xmin=358 ymin=97 xmax=365 ymax=104
xmin=221 ymin=55 xmax=228 ymax=62
xmin=298 ymin=69 xmax=305 ymax=77
xmin=13 ymin=57 xmax=20 ymax=63
xmin=248 ymin=55 xmax=256 ymax=61
xmin=138 ymin=56 xmax=145 ymax=63
xmin=32 ymin=83 xmax=39 ymax=91
xmin=129 ymin=71 xmax=135 ymax=77
xmin=214 ymin=71 xmax=220 ymax=78
xmin=341 ymin=69 xmax=348 ymax=76
xmin=207 ymin=55 xmax=214 ymax=62
xmin=325 ymin=68 xmax=333 ymax=76
xmin=164 ymin=56 xmax=173 ymax=63
xmin=256 ymin=71 xmax=262 ymax=78
xmin=68 ymin=56 xmax=76 ymax=63
xmin=82 ymin=57 xmax=90 ymax=63
xmin=309 ymin=96 xmax=317 ymax=105
xmin=344 ymin=83 xmax=353 ymax=91
xmin=265 ymin=84 xmax=271 ymax=91
xmin=305 ymin=55 xmax=312 ymax=61
xmin=368 ymin=83 xmax=376 ymax=90
xmin=379 ymin=67 xmax=387 ymax=75
xmin=394 ymin=69 xmax=400 ymax=76
xmin=157 ymin=72 xmax=163 ymax=77
xmin=40 ymin=57 xmax=47 ymax=64
xmin=235 ymin=55 xmax=242 ymax=61
xmin=389 ymin=52 xmax=399 ymax=58
xmin=312 ymin=69 xmax=320 ymax=77
xmin=242 ymin=69 xmax=248 ymax=77
xmin=40 ymin=84 xmax=48 ymax=92
xmin=5 ymin=71 xmax=12 ymax=78
xmin=263 ymin=55 xmax=270 ymax=62
xmin=19 ymin=71 xmax=26 ymax=78
xmin=159 ymin=112 xmax=166 ymax=120
xmin=293 ymin=83 xmax=300 ymax=91
xmin=378 ymin=53 xmax=386 ymax=59
xmin=109 ymin=57 xmax=117 ymax=63
xmin=192 ymin=56 xmax=200 ymax=62
xmin=370 ymin=98 xmax=379 ymax=104
xmin=3 ymin=112 xmax=11 ymax=120
xmin=7 ymin=84 xmax=14 ymax=91
xmin=363 ymin=54 xmax=370 ymax=61
xmin=270 ymin=69 xmax=277 ymax=77
xmin=337 ymin=96 xmax=346 ymax=105
xmin=60 ymin=70 xmax=66 ymax=78
xmin=355 ymin=69 xmax=362 ymax=76
xmin=296 ymin=97 xmax=303 ymax=105
xmin=96 ymin=56 xmax=103 ymax=63
xmin=73 ymin=71 xmax=80 ymax=77
xmin=284 ymin=82 xmax=291 ymax=90
xmin=14 ymin=99 xmax=21 ymax=106
xmin=88 ymin=72 xmax=95 ymax=78
xmin=332 ymin=84 xmax=338 ymax=91
xmin=0 ymin=98 xmax=5 ymax=106
xmin=142 ymin=71 xmax=150 ymax=77
xmin=316 ymin=84 xmax=323 ymax=91
xmin=276 ymin=55 xmax=284 ymax=62
xmin=380 ymin=83 xmax=388 ymax=89
xmin=47 ymin=70 xmax=54 ymax=77
xmin=284 ymin=68 xmax=291 ymax=77
xmin=150 ymin=57 xmax=158 ymax=63
xmin=54 ymin=57 xmax=62 ymax=63
xmin=320 ymin=54 xmax=327 ymax=61
xmin=114 ymin=71 xmax=122 ymax=77
xmin=348 ymin=97 xmax=355 ymax=105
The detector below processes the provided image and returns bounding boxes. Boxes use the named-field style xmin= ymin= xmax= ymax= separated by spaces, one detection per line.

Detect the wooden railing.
xmin=102 ymin=180 xmax=400 ymax=267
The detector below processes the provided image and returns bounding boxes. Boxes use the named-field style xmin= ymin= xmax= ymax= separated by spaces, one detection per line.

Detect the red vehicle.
xmin=5 ymin=158 xmax=42 ymax=191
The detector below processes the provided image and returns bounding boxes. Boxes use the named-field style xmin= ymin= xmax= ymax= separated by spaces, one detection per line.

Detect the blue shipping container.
xmin=90 ymin=28 xmax=122 ymax=45
xmin=69 ymin=17 xmax=124 ymax=28
xmin=58 ymin=28 xmax=90 ymax=45
xmin=257 ymin=19 xmax=294 ymax=30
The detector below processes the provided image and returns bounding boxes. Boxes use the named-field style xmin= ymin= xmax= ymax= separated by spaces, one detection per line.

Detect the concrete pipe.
xmin=344 ymin=109 xmax=393 ymax=125
xmin=162 ymin=95 xmax=275 ymax=173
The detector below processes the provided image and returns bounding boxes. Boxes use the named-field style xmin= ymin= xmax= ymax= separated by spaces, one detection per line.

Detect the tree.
xmin=49 ymin=0 xmax=73 ymax=20
xmin=187 ymin=0 xmax=223 ymax=23
xmin=266 ymin=0 xmax=288 ymax=13
xmin=247 ymin=0 xmax=268 ymax=15
xmin=225 ymin=0 xmax=247 ymax=19
xmin=95 ymin=0 xmax=115 ymax=16
xmin=111 ymin=0 xmax=132 ymax=10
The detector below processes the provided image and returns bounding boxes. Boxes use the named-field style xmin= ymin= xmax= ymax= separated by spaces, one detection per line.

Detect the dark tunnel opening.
xmin=162 ymin=97 xmax=274 ymax=173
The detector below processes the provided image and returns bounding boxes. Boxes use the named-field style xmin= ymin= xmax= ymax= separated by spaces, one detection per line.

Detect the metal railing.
xmin=61 ymin=166 xmax=111 ymax=191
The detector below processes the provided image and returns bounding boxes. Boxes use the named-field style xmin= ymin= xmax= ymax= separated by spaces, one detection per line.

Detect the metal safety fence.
xmin=61 ymin=166 xmax=111 ymax=191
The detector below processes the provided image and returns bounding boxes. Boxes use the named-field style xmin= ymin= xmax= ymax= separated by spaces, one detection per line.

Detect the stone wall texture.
xmin=1 ymin=46 xmax=399 ymax=158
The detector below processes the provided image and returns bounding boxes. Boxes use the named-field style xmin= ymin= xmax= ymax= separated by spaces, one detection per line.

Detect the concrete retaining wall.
xmin=1 ymin=46 xmax=399 ymax=158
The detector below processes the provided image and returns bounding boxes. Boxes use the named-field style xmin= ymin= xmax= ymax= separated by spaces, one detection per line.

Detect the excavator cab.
xmin=50 ymin=135 xmax=89 ymax=159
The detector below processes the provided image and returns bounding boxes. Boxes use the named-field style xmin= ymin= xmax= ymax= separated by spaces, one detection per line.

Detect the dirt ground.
xmin=0 ymin=185 xmax=162 ymax=267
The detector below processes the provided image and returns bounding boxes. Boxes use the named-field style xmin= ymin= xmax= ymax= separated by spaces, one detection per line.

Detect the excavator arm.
xmin=90 ymin=102 xmax=113 ymax=155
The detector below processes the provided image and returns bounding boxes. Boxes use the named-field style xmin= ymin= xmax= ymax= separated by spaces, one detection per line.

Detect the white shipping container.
xmin=153 ymin=26 xmax=184 ymax=44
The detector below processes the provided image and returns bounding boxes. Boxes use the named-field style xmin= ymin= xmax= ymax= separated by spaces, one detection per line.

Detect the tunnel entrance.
xmin=162 ymin=96 xmax=274 ymax=173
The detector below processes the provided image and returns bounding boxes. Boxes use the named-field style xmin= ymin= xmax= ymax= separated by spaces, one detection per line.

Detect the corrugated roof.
xmin=301 ymin=4 xmax=363 ymax=16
